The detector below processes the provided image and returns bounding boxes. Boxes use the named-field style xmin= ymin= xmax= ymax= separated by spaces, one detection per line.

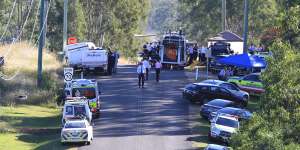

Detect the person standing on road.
xmin=188 ymin=46 xmax=194 ymax=65
xmin=107 ymin=48 xmax=113 ymax=75
xmin=155 ymin=60 xmax=162 ymax=82
xmin=137 ymin=62 xmax=146 ymax=88
xmin=112 ymin=50 xmax=120 ymax=73
xmin=218 ymin=68 xmax=226 ymax=81
xmin=143 ymin=58 xmax=151 ymax=80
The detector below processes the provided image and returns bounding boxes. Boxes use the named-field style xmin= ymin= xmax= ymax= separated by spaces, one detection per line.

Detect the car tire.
xmin=87 ymin=140 xmax=92 ymax=145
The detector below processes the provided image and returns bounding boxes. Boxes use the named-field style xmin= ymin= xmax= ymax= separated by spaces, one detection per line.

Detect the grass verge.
xmin=0 ymin=104 xmax=77 ymax=149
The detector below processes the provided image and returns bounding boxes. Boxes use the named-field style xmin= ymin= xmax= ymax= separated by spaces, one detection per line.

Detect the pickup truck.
xmin=65 ymin=42 xmax=108 ymax=73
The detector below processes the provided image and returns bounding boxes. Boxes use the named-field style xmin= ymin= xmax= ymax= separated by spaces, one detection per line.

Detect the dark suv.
xmin=182 ymin=80 xmax=249 ymax=106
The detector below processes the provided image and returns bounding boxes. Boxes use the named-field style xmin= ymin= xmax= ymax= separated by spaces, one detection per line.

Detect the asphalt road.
xmin=79 ymin=65 xmax=199 ymax=150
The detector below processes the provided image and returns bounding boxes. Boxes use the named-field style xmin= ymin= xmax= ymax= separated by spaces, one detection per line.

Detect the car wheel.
xmin=87 ymin=140 xmax=92 ymax=145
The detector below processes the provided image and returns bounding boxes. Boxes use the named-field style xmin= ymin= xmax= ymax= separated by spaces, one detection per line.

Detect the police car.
xmin=65 ymin=79 xmax=101 ymax=118
xmin=227 ymin=73 xmax=265 ymax=95
xmin=61 ymin=119 xmax=93 ymax=145
xmin=209 ymin=114 xmax=239 ymax=143
xmin=62 ymin=97 xmax=92 ymax=125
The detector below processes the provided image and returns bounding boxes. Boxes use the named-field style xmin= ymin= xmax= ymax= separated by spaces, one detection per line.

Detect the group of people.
xmin=187 ymin=44 xmax=208 ymax=65
xmin=136 ymin=58 xmax=162 ymax=88
xmin=107 ymin=48 xmax=119 ymax=75
xmin=142 ymin=42 xmax=161 ymax=62
xmin=248 ymin=43 xmax=265 ymax=55
xmin=218 ymin=67 xmax=234 ymax=81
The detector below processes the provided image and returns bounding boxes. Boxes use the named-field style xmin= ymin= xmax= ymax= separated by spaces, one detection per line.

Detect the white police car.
xmin=209 ymin=114 xmax=239 ymax=142
xmin=61 ymin=119 xmax=93 ymax=145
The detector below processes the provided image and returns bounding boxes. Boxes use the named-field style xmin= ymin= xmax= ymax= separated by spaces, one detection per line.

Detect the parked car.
xmin=61 ymin=119 xmax=93 ymax=145
xmin=204 ymin=144 xmax=229 ymax=150
xmin=182 ymin=80 xmax=249 ymax=106
xmin=227 ymin=73 xmax=265 ymax=95
xmin=200 ymin=99 xmax=237 ymax=119
xmin=62 ymin=97 xmax=92 ymax=125
xmin=209 ymin=114 xmax=239 ymax=143
xmin=209 ymin=107 xmax=252 ymax=121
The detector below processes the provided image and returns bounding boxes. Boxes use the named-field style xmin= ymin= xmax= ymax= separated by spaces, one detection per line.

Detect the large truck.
xmin=159 ymin=30 xmax=187 ymax=69
xmin=65 ymin=42 xmax=108 ymax=73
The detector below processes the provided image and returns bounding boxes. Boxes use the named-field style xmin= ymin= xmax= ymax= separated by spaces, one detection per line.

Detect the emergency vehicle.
xmin=65 ymin=79 xmax=101 ymax=118
xmin=159 ymin=30 xmax=187 ymax=69
xmin=61 ymin=119 xmax=93 ymax=145
xmin=62 ymin=97 xmax=92 ymax=125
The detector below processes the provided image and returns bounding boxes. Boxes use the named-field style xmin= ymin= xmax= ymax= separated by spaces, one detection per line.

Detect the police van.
xmin=65 ymin=79 xmax=101 ymax=118
xmin=62 ymin=97 xmax=92 ymax=125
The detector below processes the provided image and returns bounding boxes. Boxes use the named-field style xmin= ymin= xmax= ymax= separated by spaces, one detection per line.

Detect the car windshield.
xmin=207 ymin=100 xmax=231 ymax=107
xmin=64 ymin=122 xmax=86 ymax=128
xmin=74 ymin=106 xmax=86 ymax=117
xmin=219 ymin=108 xmax=238 ymax=114
xmin=185 ymin=84 xmax=197 ymax=90
xmin=72 ymin=88 xmax=96 ymax=99
xmin=216 ymin=117 xmax=238 ymax=128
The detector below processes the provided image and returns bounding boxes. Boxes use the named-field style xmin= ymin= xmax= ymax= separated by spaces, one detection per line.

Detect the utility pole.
xmin=63 ymin=0 xmax=68 ymax=52
xmin=221 ymin=0 xmax=226 ymax=31
xmin=243 ymin=0 xmax=249 ymax=53
xmin=37 ymin=0 xmax=45 ymax=87
xmin=43 ymin=0 xmax=49 ymax=47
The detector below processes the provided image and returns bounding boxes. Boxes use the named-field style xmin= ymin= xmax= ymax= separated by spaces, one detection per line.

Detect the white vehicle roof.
xmin=65 ymin=119 xmax=88 ymax=124
xmin=72 ymin=79 xmax=96 ymax=88
xmin=66 ymin=42 xmax=96 ymax=51
xmin=65 ymin=98 xmax=88 ymax=105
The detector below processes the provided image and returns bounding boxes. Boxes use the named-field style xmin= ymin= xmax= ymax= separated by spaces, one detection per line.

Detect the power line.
xmin=0 ymin=0 xmax=18 ymax=42
xmin=0 ymin=0 xmax=53 ymax=81
xmin=29 ymin=0 xmax=42 ymax=42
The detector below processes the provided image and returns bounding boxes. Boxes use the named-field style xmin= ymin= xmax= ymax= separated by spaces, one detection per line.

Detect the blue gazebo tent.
xmin=217 ymin=53 xmax=267 ymax=69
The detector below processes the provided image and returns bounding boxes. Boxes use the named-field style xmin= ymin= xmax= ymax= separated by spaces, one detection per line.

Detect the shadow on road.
xmin=89 ymin=65 xmax=193 ymax=138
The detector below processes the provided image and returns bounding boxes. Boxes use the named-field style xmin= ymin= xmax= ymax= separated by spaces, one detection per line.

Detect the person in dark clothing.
xmin=107 ymin=48 xmax=113 ymax=75
xmin=193 ymin=44 xmax=198 ymax=60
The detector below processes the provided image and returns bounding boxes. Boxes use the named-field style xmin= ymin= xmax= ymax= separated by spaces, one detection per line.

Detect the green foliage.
xmin=231 ymin=41 xmax=300 ymax=149
xmin=178 ymin=0 xmax=283 ymax=45
xmin=0 ymin=0 xmax=150 ymax=58
xmin=148 ymin=0 xmax=180 ymax=32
